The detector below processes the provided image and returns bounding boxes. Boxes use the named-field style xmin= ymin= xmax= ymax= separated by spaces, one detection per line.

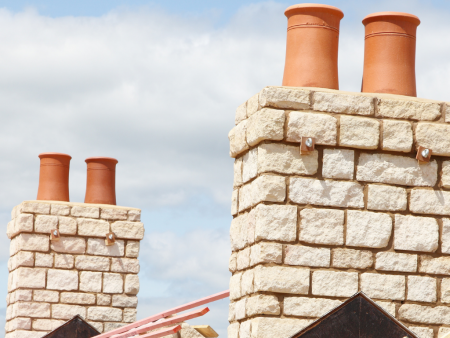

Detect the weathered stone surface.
xmin=251 ymin=317 xmax=313 ymax=338
xmin=357 ymin=153 xmax=437 ymax=187
xmin=32 ymin=319 xmax=65 ymax=331
xmin=54 ymin=254 xmax=74 ymax=269
xmin=239 ymin=175 xmax=286 ymax=211
xmin=332 ymin=249 xmax=373 ymax=269
xmin=126 ymin=241 xmax=140 ymax=258
xmin=289 ymin=178 xmax=364 ymax=208
xmin=284 ymin=297 xmax=342 ymax=317
xmin=87 ymin=307 xmax=122 ymax=321
xmin=420 ymin=256 xmax=450 ymax=275
xmin=254 ymin=265 xmax=309 ymax=295
xmin=339 ymin=115 xmax=379 ymax=149
xmin=439 ymin=327 xmax=450 ymax=337
xmin=312 ymin=271 xmax=358 ymax=297
xmin=259 ymin=86 xmax=310 ymax=110
xmin=80 ymin=271 xmax=102 ymax=292
xmin=77 ymin=218 xmax=109 ymax=237
xmin=442 ymin=278 xmax=450 ymax=303
xmin=35 ymin=253 xmax=53 ymax=267
xmin=87 ymin=238 xmax=125 ymax=257
xmin=229 ymin=302 xmax=236 ymax=322
xmin=254 ymin=204 xmax=296 ymax=242
xmin=410 ymin=189 xmax=450 ymax=215
xmin=376 ymin=301 xmax=396 ymax=317
xmin=361 ymin=273 xmax=405 ymax=300
xmin=47 ymin=269 xmax=78 ymax=291
xmin=111 ymin=222 xmax=145 ymax=240
xmin=247 ymin=93 xmax=260 ymax=117
xmin=51 ymin=204 xmax=70 ymax=216
xmin=235 ymin=298 xmax=246 ymax=320
xmin=416 ymin=123 xmax=450 ymax=156
xmin=33 ymin=290 xmax=59 ymax=303
xmin=250 ymin=242 xmax=282 ymax=266
xmin=235 ymin=102 xmax=247 ymax=125
xmin=11 ymin=214 xmax=34 ymax=237
xmin=239 ymin=321 xmax=251 ymax=338
xmin=234 ymin=157 xmax=243 ymax=188
xmin=258 ymin=143 xmax=318 ymax=176
xmin=394 ymin=214 xmax=439 ymax=252
xmin=20 ymin=202 xmax=50 ymax=214
xmin=346 ymin=210 xmax=392 ymax=248
xmin=11 ymin=290 xmax=32 ymax=303
xmin=313 ymin=90 xmax=374 ymax=115
xmin=229 ymin=252 xmax=237 ymax=272
xmin=125 ymin=274 xmax=140 ymax=294
xmin=229 ymin=273 xmax=242 ymax=301
xmin=285 ymin=245 xmax=330 ymax=268
xmin=14 ymin=302 xmax=51 ymax=318
xmin=11 ymin=233 xmax=49 ymax=255
xmin=241 ymin=269 xmax=254 ymax=296
xmin=228 ymin=322 xmax=239 ymax=338
xmin=60 ymin=292 xmax=96 ymax=305
xmin=322 ymin=149 xmax=354 ymax=180
xmin=242 ymin=148 xmax=257 ymax=183
xmin=367 ymin=184 xmax=407 ymax=211
xmin=286 ymin=111 xmax=337 ymax=145
xmin=399 ymin=304 xmax=450 ymax=325
xmin=231 ymin=190 xmax=238 ymax=216
xmin=35 ymin=215 xmax=58 ymax=233
xmin=237 ymin=247 xmax=250 ymax=270
xmin=409 ymin=327 xmax=434 ymax=338
xmin=407 ymin=276 xmax=436 ymax=303
xmin=104 ymin=323 xmax=127 ymax=332
xmin=9 ymin=251 xmax=34 ymax=271
xmin=75 ymin=256 xmax=110 ymax=271
xmin=375 ymin=252 xmax=417 ymax=272
xmin=100 ymin=208 xmax=127 ymax=220
xmin=112 ymin=295 xmax=138 ymax=308
xmin=97 ymin=294 xmax=111 ymax=306
xmin=229 ymin=120 xmax=249 ymax=158
xmin=246 ymin=294 xmax=280 ymax=316
xmin=382 ymin=120 xmax=413 ymax=152
xmin=111 ymin=258 xmax=139 ymax=273
xmin=127 ymin=209 xmax=141 ymax=221
xmin=52 ymin=304 xmax=86 ymax=320
xmin=9 ymin=317 xmax=32 ymax=331
xmin=246 ymin=108 xmax=285 ymax=146
xmin=10 ymin=268 xmax=46 ymax=290
xmin=51 ymin=236 xmax=86 ymax=254
xmin=58 ymin=216 xmax=77 ymax=234
xmin=230 ymin=213 xmax=248 ymax=251
xmin=71 ymin=206 xmax=99 ymax=218
xmin=300 ymin=208 xmax=344 ymax=245
xmin=443 ymin=161 xmax=450 ymax=189
xmin=123 ymin=308 xmax=137 ymax=323
xmin=103 ymin=273 xmax=124 ymax=293
xmin=376 ymin=97 xmax=441 ymax=121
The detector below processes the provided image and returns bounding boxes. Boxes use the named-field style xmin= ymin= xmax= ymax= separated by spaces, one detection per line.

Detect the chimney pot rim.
xmin=362 ymin=11 xmax=420 ymax=26
xmin=285 ymin=3 xmax=344 ymax=19
xmin=85 ymin=156 xmax=118 ymax=164
xmin=38 ymin=152 xmax=72 ymax=160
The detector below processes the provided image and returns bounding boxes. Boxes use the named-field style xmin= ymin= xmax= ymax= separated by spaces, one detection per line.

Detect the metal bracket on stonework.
xmin=50 ymin=229 xmax=60 ymax=241
xmin=105 ymin=232 xmax=116 ymax=246
xmin=416 ymin=146 xmax=432 ymax=163
xmin=300 ymin=136 xmax=315 ymax=154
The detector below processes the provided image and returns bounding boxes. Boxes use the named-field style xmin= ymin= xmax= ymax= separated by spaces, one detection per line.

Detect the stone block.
xmin=47 ymin=269 xmax=78 ymax=291
xmin=376 ymin=97 xmax=440 ymax=121
xmin=229 ymin=252 xmax=237 ymax=272
xmin=284 ymin=297 xmax=342 ymax=317
xmin=103 ymin=323 xmax=127 ymax=332
xmin=111 ymin=258 xmax=139 ymax=273
xmin=440 ymin=327 xmax=450 ymax=337
xmin=251 ymin=317 xmax=313 ymax=338
xmin=442 ymin=278 xmax=450 ymax=303
xmin=339 ymin=115 xmax=379 ymax=149
xmin=357 ymin=153 xmax=437 ymax=187
xmin=35 ymin=253 xmax=53 ymax=267
xmin=254 ymin=265 xmax=309 ymax=295
xmin=258 ymin=143 xmax=318 ymax=176
xmin=382 ymin=120 xmax=413 ymax=152
xmin=241 ymin=269 xmax=254 ymax=296
xmin=35 ymin=215 xmax=58 ymax=233
xmin=289 ymin=178 xmax=364 ymax=208
xmin=125 ymin=274 xmax=140 ymax=295
xmin=332 ymin=249 xmax=373 ymax=269
xmin=11 ymin=233 xmax=49 ymax=255
xmin=112 ymin=295 xmax=138 ymax=308
xmin=416 ymin=123 xmax=450 ymax=156
xmin=58 ymin=217 xmax=77 ymax=235
xmin=230 ymin=213 xmax=247 ymax=251
xmin=54 ymin=254 xmax=74 ymax=269
xmin=11 ymin=290 xmax=32 ymax=303
xmin=80 ymin=271 xmax=102 ymax=292
xmin=9 ymin=317 xmax=32 ymax=331
xmin=125 ymin=241 xmax=140 ymax=258
xmin=50 ymin=204 xmax=70 ymax=216
xmin=231 ymin=190 xmax=238 ymax=216
xmin=254 ymin=204 xmax=296 ymax=242
xmin=97 ymin=294 xmax=111 ymax=306
xmin=111 ymin=221 xmax=145 ymax=240
xmin=286 ymin=111 xmax=337 ymax=145
xmin=235 ymin=298 xmax=246 ymax=320
xmin=235 ymin=102 xmax=247 ymax=125
xmin=285 ymin=245 xmax=330 ymax=268
xmin=246 ymin=108 xmax=285 ymax=146
xmin=228 ymin=322 xmax=239 ymax=338
xmin=87 ymin=307 xmax=123 ymax=322
xmin=250 ymin=242 xmax=282 ymax=266
xmin=239 ymin=175 xmax=286 ymax=211
xmin=228 ymin=302 xmax=236 ymax=322
xmin=10 ymin=268 xmax=46 ymax=290
xmin=376 ymin=301 xmax=396 ymax=317
xmin=127 ymin=210 xmax=141 ymax=221
xmin=409 ymin=327 xmax=434 ymax=338
xmin=87 ymin=238 xmax=125 ymax=257
xmin=33 ymin=290 xmax=59 ymax=303
xmin=71 ymin=206 xmax=99 ymax=218
xmin=367 ymin=184 xmax=407 ymax=211
xmin=7 ymin=330 xmax=48 ymax=338
xmin=14 ymin=302 xmax=50 ymax=318
xmin=103 ymin=273 xmax=123 ymax=293
xmin=229 ymin=120 xmax=249 ymax=158
xmin=322 ymin=149 xmax=354 ymax=180
xmin=51 ymin=236 xmax=86 ymax=254
xmin=246 ymin=295 xmax=280 ymax=316
xmin=299 ymin=208 xmax=344 ymax=245
xmin=394 ymin=214 xmax=439 ymax=252
xmin=399 ymin=304 xmax=450 ymax=325
xmin=313 ymin=90 xmax=374 ymax=115
xmin=420 ymin=256 xmax=450 ymax=275
xmin=239 ymin=320 xmax=251 ymax=338
xmin=443 ymin=161 xmax=450 ymax=189
xmin=361 ymin=273 xmax=405 ymax=300
xmin=77 ymin=218 xmax=109 ymax=237
xmin=75 ymin=256 xmax=110 ymax=271
xmin=346 ymin=210 xmax=392 ymax=248
xmin=242 ymin=148 xmax=257 ymax=183
xmin=20 ymin=202 xmax=50 ymax=214
xmin=52 ymin=304 xmax=86 ymax=320
xmin=60 ymin=292 xmax=96 ymax=305
xmin=14 ymin=214 xmax=34 ymax=235
xmin=123 ymin=308 xmax=137 ymax=323
xmin=247 ymin=93 xmax=260 ymax=116
xmin=233 ymin=157 xmax=243 ymax=188
xmin=32 ymin=319 xmax=65 ymax=331
xmin=375 ymin=252 xmax=417 ymax=272
xmin=100 ymin=208 xmax=127 ymax=220
xmin=407 ymin=276 xmax=436 ymax=303
xmin=312 ymin=271 xmax=358 ymax=297
xmin=237 ymin=247 xmax=250 ymax=270
xmin=410 ymin=189 xmax=450 ymax=215
xmin=9 ymin=251 xmax=34 ymax=271
xmin=259 ymin=86 xmax=310 ymax=110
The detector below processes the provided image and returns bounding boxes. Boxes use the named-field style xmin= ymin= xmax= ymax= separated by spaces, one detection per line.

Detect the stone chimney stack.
xmin=5 ymin=155 xmax=144 ymax=337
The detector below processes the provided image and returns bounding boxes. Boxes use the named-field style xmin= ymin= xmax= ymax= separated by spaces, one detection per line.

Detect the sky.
xmin=0 ymin=0 xmax=450 ymax=336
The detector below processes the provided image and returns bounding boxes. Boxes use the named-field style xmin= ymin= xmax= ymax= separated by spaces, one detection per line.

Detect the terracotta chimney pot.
xmin=84 ymin=157 xmax=118 ymax=205
xmin=282 ymin=3 xmax=344 ymax=89
xmin=37 ymin=153 xmax=71 ymax=202
xmin=362 ymin=12 xmax=420 ymax=96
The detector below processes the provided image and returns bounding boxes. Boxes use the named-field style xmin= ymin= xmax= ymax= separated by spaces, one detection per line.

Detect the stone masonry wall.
xmin=228 ymin=86 xmax=450 ymax=338
xmin=5 ymin=200 xmax=143 ymax=338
